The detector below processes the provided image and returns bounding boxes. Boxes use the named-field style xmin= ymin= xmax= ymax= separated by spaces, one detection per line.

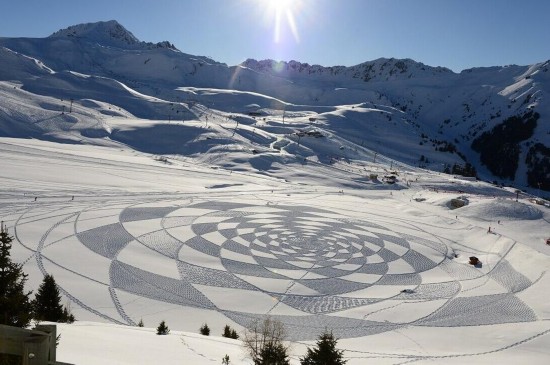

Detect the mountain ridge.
xmin=240 ymin=57 xmax=454 ymax=83
xmin=0 ymin=20 xmax=548 ymax=193
xmin=48 ymin=20 xmax=179 ymax=51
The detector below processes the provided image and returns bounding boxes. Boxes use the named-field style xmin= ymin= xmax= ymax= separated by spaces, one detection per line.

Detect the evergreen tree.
xmin=32 ymin=274 xmax=65 ymax=322
xmin=300 ymin=330 xmax=347 ymax=365
xmin=200 ymin=323 xmax=210 ymax=336
xmin=0 ymin=222 xmax=32 ymax=327
xmin=223 ymin=324 xmax=232 ymax=338
xmin=222 ymin=324 xmax=239 ymax=339
xmin=32 ymin=274 xmax=74 ymax=323
xmin=62 ymin=305 xmax=75 ymax=323
xmin=257 ymin=342 xmax=290 ymax=365
xmin=156 ymin=320 xmax=170 ymax=335
xmin=138 ymin=318 xmax=144 ymax=327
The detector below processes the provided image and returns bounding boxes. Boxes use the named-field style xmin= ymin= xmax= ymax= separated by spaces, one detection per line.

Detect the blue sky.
xmin=1 ymin=0 xmax=549 ymax=71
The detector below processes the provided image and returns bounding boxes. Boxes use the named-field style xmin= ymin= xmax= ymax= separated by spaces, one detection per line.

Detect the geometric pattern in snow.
xmin=119 ymin=206 xmax=180 ymax=222
xmin=14 ymin=198 xmax=538 ymax=340
xmin=223 ymin=310 xmax=401 ymax=340
xmin=177 ymin=262 xmax=257 ymax=290
xmin=417 ymin=293 xmax=537 ymax=327
xmin=110 ymin=260 xmax=215 ymax=309
xmin=274 ymin=294 xmax=379 ymax=314
xmin=77 ymin=223 xmax=134 ymax=259
xmin=487 ymin=259 xmax=532 ymax=293
xmin=165 ymin=202 xmax=447 ymax=297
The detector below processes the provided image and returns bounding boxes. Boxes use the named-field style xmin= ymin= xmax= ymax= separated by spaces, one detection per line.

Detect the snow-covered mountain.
xmin=49 ymin=20 xmax=142 ymax=47
xmin=0 ymin=20 xmax=548 ymax=193
xmin=241 ymin=57 xmax=454 ymax=82
xmin=3 ymin=21 xmax=550 ymax=365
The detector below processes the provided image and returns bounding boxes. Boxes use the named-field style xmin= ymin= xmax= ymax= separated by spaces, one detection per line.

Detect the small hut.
xmin=0 ymin=324 xmax=71 ymax=365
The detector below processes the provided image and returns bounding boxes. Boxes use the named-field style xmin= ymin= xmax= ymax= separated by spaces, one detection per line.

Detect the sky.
xmin=1 ymin=0 xmax=549 ymax=72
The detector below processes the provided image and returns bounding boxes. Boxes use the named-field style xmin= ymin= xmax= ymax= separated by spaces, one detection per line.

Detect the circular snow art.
xmin=21 ymin=198 xmax=535 ymax=340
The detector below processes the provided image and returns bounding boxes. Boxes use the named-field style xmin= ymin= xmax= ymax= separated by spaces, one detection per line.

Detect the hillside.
xmin=0 ymin=20 xmax=549 ymax=193
xmin=1 ymin=20 xmax=550 ymax=364
xmin=1 ymin=135 xmax=550 ymax=364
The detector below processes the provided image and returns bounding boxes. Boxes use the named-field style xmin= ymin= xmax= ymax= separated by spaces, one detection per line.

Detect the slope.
xmin=0 ymin=20 xmax=549 ymax=193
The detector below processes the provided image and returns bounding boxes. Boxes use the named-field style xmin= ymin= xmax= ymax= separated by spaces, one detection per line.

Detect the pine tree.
xmin=32 ymin=274 xmax=74 ymax=323
xmin=222 ymin=324 xmax=240 ymax=339
xmin=300 ymin=330 xmax=347 ymax=365
xmin=138 ymin=318 xmax=144 ymax=327
xmin=223 ymin=324 xmax=232 ymax=338
xmin=258 ymin=342 xmax=290 ymax=365
xmin=33 ymin=274 xmax=65 ymax=322
xmin=62 ymin=305 xmax=75 ymax=323
xmin=0 ymin=222 xmax=33 ymax=327
xmin=200 ymin=323 xmax=210 ymax=336
xmin=156 ymin=320 xmax=170 ymax=335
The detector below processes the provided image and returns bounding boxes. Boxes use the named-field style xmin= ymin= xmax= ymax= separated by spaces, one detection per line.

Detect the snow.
xmin=1 ymin=135 xmax=549 ymax=364
xmin=460 ymin=199 xmax=543 ymax=221
xmin=1 ymin=21 xmax=550 ymax=365
xmin=56 ymin=322 xmax=248 ymax=365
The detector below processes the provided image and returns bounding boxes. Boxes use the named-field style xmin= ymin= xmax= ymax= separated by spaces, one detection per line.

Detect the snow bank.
xmin=459 ymin=198 xmax=543 ymax=221
xmin=56 ymin=322 xmax=248 ymax=365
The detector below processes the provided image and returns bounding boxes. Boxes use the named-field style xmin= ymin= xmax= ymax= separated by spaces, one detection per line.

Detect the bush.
xmin=243 ymin=317 xmax=290 ymax=365
xmin=157 ymin=320 xmax=170 ymax=335
xmin=200 ymin=323 xmax=210 ymax=336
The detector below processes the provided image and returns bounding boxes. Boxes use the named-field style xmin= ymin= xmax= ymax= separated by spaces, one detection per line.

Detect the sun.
xmin=270 ymin=0 xmax=298 ymax=12
xmin=264 ymin=0 xmax=294 ymax=12
xmin=257 ymin=0 xmax=304 ymax=43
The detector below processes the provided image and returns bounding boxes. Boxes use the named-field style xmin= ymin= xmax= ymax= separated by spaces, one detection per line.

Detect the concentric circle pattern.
xmin=115 ymin=201 xmax=444 ymax=298
xmin=10 ymin=198 xmax=537 ymax=340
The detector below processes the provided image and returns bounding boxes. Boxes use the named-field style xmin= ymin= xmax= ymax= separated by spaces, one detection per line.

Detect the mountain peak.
xmin=48 ymin=20 xmax=180 ymax=51
xmin=49 ymin=20 xmax=140 ymax=46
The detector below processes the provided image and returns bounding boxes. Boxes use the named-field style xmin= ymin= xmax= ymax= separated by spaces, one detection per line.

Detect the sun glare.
xmin=258 ymin=0 xmax=303 ymax=43
xmin=265 ymin=0 xmax=293 ymax=12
